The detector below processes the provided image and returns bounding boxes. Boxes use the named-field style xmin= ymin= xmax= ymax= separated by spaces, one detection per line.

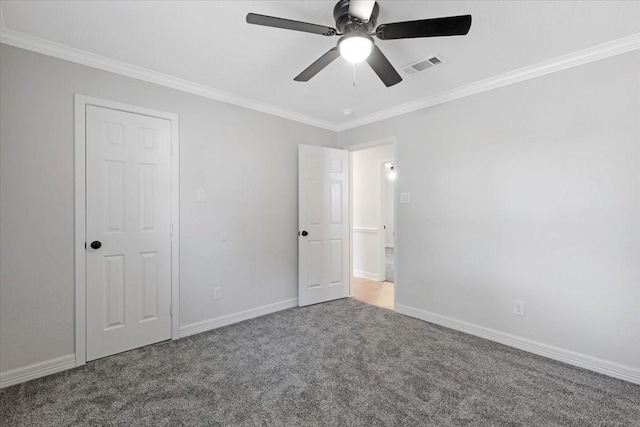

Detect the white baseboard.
xmin=353 ymin=270 xmax=382 ymax=281
xmin=0 ymin=299 xmax=298 ymax=388
xmin=6 ymin=304 xmax=635 ymax=389
xmin=0 ymin=354 xmax=76 ymax=389
xmin=396 ymin=304 xmax=640 ymax=385
xmin=179 ymin=297 xmax=298 ymax=338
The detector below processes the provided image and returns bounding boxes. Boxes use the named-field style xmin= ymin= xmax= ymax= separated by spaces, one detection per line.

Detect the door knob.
xmin=90 ymin=240 xmax=102 ymax=250
xmin=301 ymin=231 xmax=308 ymax=237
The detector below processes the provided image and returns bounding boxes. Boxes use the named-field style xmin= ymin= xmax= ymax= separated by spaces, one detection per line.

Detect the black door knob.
xmin=301 ymin=231 xmax=308 ymax=237
xmin=90 ymin=240 xmax=102 ymax=250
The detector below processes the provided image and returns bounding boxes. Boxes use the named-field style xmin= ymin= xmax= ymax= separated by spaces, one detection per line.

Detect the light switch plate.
xmin=400 ymin=192 xmax=411 ymax=203
xmin=196 ymin=189 xmax=206 ymax=202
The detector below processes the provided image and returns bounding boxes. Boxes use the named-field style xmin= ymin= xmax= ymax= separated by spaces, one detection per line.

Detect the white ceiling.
xmin=2 ymin=1 xmax=639 ymax=127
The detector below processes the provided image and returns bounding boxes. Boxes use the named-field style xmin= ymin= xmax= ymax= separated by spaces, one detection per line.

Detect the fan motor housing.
xmin=333 ymin=0 xmax=379 ymax=34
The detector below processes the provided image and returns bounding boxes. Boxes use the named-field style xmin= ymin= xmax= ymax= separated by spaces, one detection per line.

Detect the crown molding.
xmin=336 ymin=32 xmax=640 ymax=132
xmin=1 ymin=13 xmax=638 ymax=134
xmin=0 ymin=27 xmax=337 ymax=131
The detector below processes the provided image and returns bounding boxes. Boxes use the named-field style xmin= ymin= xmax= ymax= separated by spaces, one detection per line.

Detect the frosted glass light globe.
xmin=339 ymin=35 xmax=373 ymax=63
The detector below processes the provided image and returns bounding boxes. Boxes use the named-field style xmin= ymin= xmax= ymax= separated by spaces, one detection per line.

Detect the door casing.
xmin=74 ymin=94 xmax=180 ymax=366
xmin=378 ymin=158 xmax=394 ymax=281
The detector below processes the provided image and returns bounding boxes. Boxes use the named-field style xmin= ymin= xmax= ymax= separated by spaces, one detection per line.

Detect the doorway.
xmin=349 ymin=141 xmax=396 ymax=310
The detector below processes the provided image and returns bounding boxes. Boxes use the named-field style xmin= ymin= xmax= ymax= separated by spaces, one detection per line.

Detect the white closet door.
xmin=86 ymin=105 xmax=172 ymax=361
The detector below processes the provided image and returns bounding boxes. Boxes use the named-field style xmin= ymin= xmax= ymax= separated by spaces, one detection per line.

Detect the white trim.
xmin=0 ymin=27 xmax=335 ymax=131
xmin=353 ymin=227 xmax=378 ymax=234
xmin=347 ymin=137 xmax=398 ymax=152
xmin=1 ymin=22 xmax=637 ymax=132
xmin=179 ymin=298 xmax=298 ymax=338
xmin=353 ymin=270 xmax=382 ymax=281
xmin=349 ymin=151 xmax=354 ymax=297
xmin=396 ymin=304 xmax=640 ymax=385
xmin=74 ymin=94 xmax=180 ymax=367
xmin=391 ymin=140 xmax=398 ymax=308
xmin=0 ymin=354 xmax=76 ymax=389
xmin=335 ymin=33 xmax=640 ymax=131
xmin=378 ymin=158 xmax=393 ymax=282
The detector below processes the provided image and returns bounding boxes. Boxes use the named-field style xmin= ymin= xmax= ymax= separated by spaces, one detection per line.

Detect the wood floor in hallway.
xmin=350 ymin=276 xmax=394 ymax=310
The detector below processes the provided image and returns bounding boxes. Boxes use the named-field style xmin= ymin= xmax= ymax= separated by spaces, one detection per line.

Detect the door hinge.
xmin=170 ymin=224 xmax=174 ymax=235
xmin=170 ymin=144 xmax=174 ymax=156
xmin=170 ymin=304 xmax=173 ymax=317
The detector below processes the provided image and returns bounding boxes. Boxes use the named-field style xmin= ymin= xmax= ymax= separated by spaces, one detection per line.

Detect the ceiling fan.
xmin=246 ymin=0 xmax=472 ymax=87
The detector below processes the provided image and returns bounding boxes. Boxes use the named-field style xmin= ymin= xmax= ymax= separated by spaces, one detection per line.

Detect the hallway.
xmin=351 ymin=276 xmax=394 ymax=310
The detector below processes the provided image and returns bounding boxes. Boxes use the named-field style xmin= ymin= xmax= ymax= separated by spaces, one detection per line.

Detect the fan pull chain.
xmin=353 ymin=64 xmax=357 ymax=87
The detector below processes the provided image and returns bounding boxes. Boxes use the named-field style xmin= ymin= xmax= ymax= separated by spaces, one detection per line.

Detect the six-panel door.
xmin=298 ymin=145 xmax=350 ymax=306
xmin=85 ymin=105 xmax=172 ymax=361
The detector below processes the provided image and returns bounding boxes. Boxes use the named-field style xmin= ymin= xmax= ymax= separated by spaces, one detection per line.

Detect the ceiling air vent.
xmin=404 ymin=54 xmax=446 ymax=74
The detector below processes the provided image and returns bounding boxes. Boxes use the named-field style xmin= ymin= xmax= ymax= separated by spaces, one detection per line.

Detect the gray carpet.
xmin=1 ymin=299 xmax=639 ymax=426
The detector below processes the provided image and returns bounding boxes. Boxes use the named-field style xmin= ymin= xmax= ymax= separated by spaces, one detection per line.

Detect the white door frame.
xmin=348 ymin=137 xmax=397 ymax=309
xmin=378 ymin=158 xmax=394 ymax=281
xmin=74 ymin=94 xmax=180 ymax=366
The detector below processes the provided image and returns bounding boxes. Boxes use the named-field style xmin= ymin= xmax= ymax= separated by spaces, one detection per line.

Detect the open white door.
xmin=298 ymin=145 xmax=350 ymax=306
xmin=85 ymin=105 xmax=172 ymax=361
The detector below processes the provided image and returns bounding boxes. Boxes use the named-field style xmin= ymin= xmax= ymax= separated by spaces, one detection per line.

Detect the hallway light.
xmin=387 ymin=164 xmax=396 ymax=180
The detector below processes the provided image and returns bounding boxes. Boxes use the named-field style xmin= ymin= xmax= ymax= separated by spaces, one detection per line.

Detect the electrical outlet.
xmin=213 ymin=287 xmax=222 ymax=300
xmin=196 ymin=189 xmax=206 ymax=202
xmin=400 ymin=192 xmax=411 ymax=203
xmin=513 ymin=300 xmax=524 ymax=316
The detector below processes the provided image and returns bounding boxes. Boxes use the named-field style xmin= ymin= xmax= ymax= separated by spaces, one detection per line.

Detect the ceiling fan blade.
xmin=246 ymin=13 xmax=337 ymax=36
xmin=349 ymin=0 xmax=376 ymax=21
xmin=366 ymin=45 xmax=402 ymax=87
xmin=294 ymin=48 xmax=341 ymax=82
xmin=376 ymin=15 xmax=472 ymax=40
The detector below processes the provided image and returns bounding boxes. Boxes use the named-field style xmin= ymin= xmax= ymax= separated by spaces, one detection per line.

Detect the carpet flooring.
xmin=1 ymin=298 xmax=639 ymax=426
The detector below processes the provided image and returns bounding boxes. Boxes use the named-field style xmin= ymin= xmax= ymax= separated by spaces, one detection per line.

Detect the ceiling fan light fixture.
xmin=247 ymin=3 xmax=472 ymax=86
xmin=338 ymin=33 xmax=373 ymax=63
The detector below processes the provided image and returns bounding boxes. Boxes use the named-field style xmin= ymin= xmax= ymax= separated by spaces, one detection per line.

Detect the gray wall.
xmin=0 ymin=45 xmax=336 ymax=372
xmin=338 ymin=50 xmax=640 ymax=370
